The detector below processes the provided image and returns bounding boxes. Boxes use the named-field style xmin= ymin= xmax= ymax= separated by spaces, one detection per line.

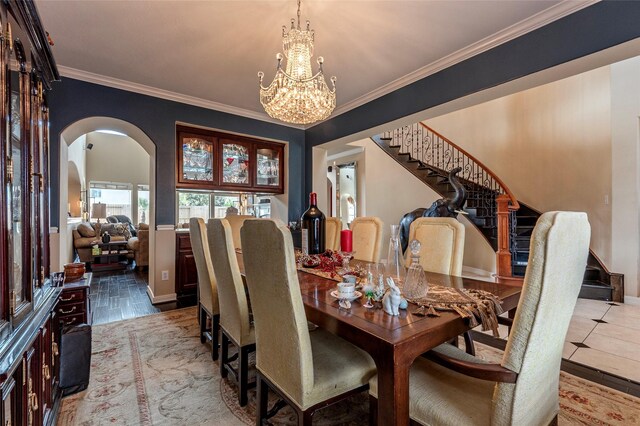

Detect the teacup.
xmin=337 ymin=282 xmax=355 ymax=298
xmin=342 ymin=274 xmax=357 ymax=285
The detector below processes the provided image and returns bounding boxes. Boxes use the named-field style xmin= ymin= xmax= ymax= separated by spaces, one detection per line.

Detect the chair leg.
xmin=256 ymin=375 xmax=268 ymax=426
xmin=199 ymin=305 xmax=206 ymax=344
xmin=212 ymin=314 xmax=220 ymax=361
xmin=239 ymin=345 xmax=250 ymax=407
xmin=548 ymin=414 xmax=558 ymax=426
xmin=298 ymin=409 xmax=314 ymax=426
xmin=463 ymin=331 xmax=476 ymax=356
xmin=368 ymin=395 xmax=378 ymax=426
xmin=220 ymin=332 xmax=229 ymax=379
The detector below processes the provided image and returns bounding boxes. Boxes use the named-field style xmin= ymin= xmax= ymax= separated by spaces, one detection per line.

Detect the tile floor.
xmin=564 ymin=298 xmax=640 ymax=383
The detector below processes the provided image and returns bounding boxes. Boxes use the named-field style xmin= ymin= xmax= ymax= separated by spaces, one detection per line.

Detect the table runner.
xmin=408 ymin=285 xmax=504 ymax=336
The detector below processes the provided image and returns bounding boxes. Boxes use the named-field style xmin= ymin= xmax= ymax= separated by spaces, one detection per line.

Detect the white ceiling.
xmin=36 ymin=0 xmax=594 ymax=126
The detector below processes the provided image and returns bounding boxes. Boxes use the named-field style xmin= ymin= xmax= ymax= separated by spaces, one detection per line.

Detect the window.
xmin=90 ymin=182 xmax=133 ymax=220
xmin=177 ymin=191 xmax=211 ymax=225
xmin=137 ymin=185 xmax=150 ymax=224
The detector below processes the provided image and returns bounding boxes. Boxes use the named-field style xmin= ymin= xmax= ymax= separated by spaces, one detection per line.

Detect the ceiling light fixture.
xmin=258 ymin=0 xmax=336 ymax=125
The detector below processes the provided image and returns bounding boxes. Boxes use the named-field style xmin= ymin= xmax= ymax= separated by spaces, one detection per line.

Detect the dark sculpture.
xmin=399 ymin=167 xmax=467 ymax=252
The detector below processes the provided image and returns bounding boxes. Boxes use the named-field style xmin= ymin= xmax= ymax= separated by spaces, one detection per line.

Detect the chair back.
xmin=241 ymin=219 xmax=314 ymax=405
xmin=207 ymin=219 xmax=253 ymax=345
xmin=405 ymin=217 xmax=465 ymax=275
xmin=188 ymin=218 xmax=218 ymax=315
xmin=350 ymin=217 xmax=383 ymax=262
xmin=325 ymin=217 xmax=342 ymax=251
xmin=492 ymin=212 xmax=590 ymax=425
xmin=225 ymin=215 xmax=254 ymax=249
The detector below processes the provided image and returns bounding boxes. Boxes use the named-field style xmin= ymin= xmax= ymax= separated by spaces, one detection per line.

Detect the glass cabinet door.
xmin=7 ymin=39 xmax=31 ymax=315
xmin=255 ymin=145 xmax=283 ymax=190
xmin=178 ymin=132 xmax=216 ymax=186
xmin=220 ymin=139 xmax=251 ymax=187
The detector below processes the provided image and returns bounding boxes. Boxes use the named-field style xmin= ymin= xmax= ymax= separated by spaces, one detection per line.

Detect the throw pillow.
xmin=77 ymin=222 xmax=96 ymax=238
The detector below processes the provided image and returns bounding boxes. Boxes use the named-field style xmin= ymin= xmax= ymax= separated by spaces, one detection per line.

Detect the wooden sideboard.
xmin=57 ymin=275 xmax=92 ymax=327
xmin=175 ymin=231 xmax=198 ymax=301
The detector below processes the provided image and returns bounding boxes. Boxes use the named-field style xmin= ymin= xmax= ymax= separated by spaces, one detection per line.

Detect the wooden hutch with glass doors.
xmin=0 ymin=1 xmax=63 ymax=425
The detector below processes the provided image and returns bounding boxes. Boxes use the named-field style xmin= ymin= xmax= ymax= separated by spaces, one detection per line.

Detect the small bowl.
xmin=63 ymin=262 xmax=85 ymax=283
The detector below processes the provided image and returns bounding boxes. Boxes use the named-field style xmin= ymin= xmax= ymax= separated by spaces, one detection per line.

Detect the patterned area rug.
xmin=58 ymin=308 xmax=640 ymax=425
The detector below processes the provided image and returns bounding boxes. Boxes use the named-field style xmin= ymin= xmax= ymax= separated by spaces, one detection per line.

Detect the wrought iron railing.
xmin=379 ymin=123 xmax=519 ymax=210
xmin=377 ymin=122 xmax=520 ymax=277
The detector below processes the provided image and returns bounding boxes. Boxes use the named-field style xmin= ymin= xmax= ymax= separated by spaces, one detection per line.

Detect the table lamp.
xmin=92 ymin=202 xmax=107 ymax=223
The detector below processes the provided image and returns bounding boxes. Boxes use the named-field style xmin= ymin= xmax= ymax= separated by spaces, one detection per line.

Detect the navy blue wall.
xmin=304 ymin=0 xmax=640 ymax=196
xmin=48 ymin=78 xmax=305 ymax=227
xmin=49 ymin=1 xmax=640 ymax=226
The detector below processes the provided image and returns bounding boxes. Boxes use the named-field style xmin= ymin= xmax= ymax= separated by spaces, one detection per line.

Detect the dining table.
xmin=236 ymin=252 xmax=522 ymax=426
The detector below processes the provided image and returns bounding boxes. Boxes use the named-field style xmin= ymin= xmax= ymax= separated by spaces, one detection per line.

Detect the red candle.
xmin=341 ymin=229 xmax=353 ymax=252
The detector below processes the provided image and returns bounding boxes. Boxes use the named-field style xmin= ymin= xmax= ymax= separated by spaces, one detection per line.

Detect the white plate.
xmin=330 ymin=290 xmax=362 ymax=302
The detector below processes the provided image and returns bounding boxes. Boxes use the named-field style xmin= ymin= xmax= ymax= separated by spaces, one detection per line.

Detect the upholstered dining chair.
xmin=207 ymin=218 xmax=256 ymax=407
xmin=325 ymin=217 xmax=342 ymax=251
xmin=350 ymin=216 xmax=384 ymax=262
xmin=188 ymin=218 xmax=220 ymax=361
xmin=404 ymin=217 xmax=465 ymax=276
xmin=224 ymin=214 xmax=254 ymax=250
xmin=241 ymin=219 xmax=376 ymax=425
xmin=369 ymin=211 xmax=590 ymax=426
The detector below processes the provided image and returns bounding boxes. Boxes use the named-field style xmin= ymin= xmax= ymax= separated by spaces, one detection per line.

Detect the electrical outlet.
xmin=161 ymin=270 xmax=169 ymax=280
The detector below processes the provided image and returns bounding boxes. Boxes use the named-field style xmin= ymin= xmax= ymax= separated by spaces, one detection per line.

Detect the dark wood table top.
xmin=236 ymin=252 xmax=521 ymax=425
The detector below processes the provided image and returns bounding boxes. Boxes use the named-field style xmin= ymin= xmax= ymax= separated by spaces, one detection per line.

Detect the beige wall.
xmin=315 ymin=139 xmax=496 ymax=272
xmin=426 ymin=66 xmax=613 ymax=270
xmin=86 ymin=132 xmax=150 ymax=223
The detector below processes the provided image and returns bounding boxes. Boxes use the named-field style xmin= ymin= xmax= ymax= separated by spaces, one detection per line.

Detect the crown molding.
xmin=329 ymin=0 xmax=599 ymax=119
xmin=58 ymin=0 xmax=596 ymax=131
xmin=57 ymin=66 xmax=305 ymax=130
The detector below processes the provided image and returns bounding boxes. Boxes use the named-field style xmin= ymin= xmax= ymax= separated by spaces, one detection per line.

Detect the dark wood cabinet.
xmin=0 ymin=1 xmax=63 ymax=425
xmin=57 ymin=276 xmax=92 ymax=327
xmin=175 ymin=232 xmax=198 ymax=299
xmin=176 ymin=125 xmax=285 ymax=194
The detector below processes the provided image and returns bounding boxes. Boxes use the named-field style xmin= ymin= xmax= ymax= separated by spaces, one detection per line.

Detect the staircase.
xmin=371 ymin=123 xmax=623 ymax=302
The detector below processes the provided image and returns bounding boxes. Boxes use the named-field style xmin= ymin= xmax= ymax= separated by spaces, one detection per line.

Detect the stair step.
xmin=579 ymin=280 xmax=613 ymax=301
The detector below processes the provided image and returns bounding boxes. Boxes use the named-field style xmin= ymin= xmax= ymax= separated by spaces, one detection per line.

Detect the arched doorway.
xmin=57 ymin=117 xmax=157 ymax=296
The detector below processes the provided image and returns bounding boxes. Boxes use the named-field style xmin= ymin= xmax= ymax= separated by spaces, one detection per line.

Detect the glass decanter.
xmin=386 ymin=224 xmax=405 ymax=285
xmin=403 ymin=239 xmax=428 ymax=299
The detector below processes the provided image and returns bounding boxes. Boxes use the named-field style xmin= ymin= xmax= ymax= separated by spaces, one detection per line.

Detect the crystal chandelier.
xmin=258 ymin=0 xmax=336 ymax=125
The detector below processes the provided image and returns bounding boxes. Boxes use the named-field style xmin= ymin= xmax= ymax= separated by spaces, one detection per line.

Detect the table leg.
xmin=374 ymin=350 xmax=411 ymax=426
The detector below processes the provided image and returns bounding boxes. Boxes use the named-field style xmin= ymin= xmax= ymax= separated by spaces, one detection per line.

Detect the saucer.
xmin=330 ymin=290 xmax=362 ymax=302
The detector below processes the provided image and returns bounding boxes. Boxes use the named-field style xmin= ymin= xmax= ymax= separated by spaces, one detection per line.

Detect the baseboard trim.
xmin=146 ymin=286 xmax=177 ymax=304
xmin=624 ymin=295 xmax=640 ymax=306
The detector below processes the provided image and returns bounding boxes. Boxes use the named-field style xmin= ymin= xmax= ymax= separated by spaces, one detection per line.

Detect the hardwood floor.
xmin=90 ymin=265 xmax=194 ymax=325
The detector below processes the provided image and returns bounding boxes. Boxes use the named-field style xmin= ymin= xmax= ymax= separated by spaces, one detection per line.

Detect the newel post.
xmin=496 ymin=195 xmax=512 ymax=278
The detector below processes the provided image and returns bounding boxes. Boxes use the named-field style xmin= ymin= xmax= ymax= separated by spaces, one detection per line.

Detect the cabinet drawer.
xmin=59 ymin=289 xmax=85 ymax=305
xmin=57 ymin=301 xmax=85 ymax=317
xmin=59 ymin=313 xmax=85 ymax=327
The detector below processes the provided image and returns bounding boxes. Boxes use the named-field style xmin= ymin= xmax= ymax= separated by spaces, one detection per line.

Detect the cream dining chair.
xmin=404 ymin=217 xmax=465 ymax=276
xmin=325 ymin=217 xmax=342 ymax=251
xmin=224 ymin=214 xmax=254 ymax=250
xmin=350 ymin=216 xmax=383 ymax=262
xmin=188 ymin=218 xmax=220 ymax=361
xmin=369 ymin=211 xmax=590 ymax=426
xmin=207 ymin=218 xmax=256 ymax=407
xmin=241 ymin=219 xmax=376 ymax=425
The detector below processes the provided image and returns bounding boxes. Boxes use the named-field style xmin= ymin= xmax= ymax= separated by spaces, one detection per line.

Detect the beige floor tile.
xmin=563 ymin=341 xmax=577 ymax=359
xmin=572 ymin=299 xmax=610 ymax=320
xmin=591 ymin=322 xmax=640 ymax=345
xmin=606 ymin=303 xmax=640 ymax=319
xmin=565 ymin=316 xmax=597 ymax=343
xmin=570 ymin=348 xmax=640 ymax=382
xmin=583 ymin=332 xmax=640 ymax=362
xmin=602 ymin=308 xmax=640 ymax=330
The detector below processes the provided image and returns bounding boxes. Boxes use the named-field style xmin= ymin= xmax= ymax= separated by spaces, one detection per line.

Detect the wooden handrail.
xmin=419 ymin=122 xmax=520 ymax=211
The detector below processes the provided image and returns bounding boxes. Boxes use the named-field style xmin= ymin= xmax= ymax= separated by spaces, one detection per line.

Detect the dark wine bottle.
xmin=301 ymin=192 xmax=326 ymax=254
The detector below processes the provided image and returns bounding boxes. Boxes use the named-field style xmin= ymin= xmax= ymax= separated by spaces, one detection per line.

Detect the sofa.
xmin=72 ymin=222 xmax=130 ymax=263
xmin=127 ymin=223 xmax=149 ymax=269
